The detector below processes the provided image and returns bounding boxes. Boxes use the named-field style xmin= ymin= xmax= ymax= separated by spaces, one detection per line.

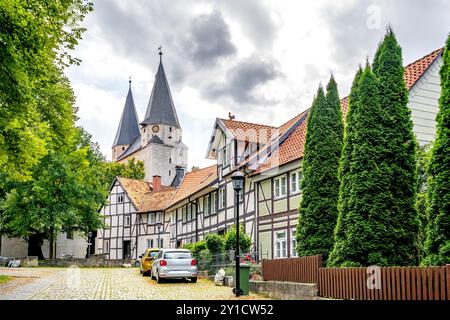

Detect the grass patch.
xmin=0 ymin=275 xmax=11 ymax=284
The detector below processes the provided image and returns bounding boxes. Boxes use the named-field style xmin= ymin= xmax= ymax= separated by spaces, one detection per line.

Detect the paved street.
xmin=0 ymin=267 xmax=266 ymax=300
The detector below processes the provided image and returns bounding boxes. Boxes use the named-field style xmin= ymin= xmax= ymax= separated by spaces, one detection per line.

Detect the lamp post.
xmin=156 ymin=222 xmax=163 ymax=248
xmin=87 ymin=231 xmax=92 ymax=258
xmin=231 ymin=171 xmax=245 ymax=297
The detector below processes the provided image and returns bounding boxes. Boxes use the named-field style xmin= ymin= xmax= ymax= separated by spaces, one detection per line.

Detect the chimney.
xmin=153 ymin=175 xmax=161 ymax=191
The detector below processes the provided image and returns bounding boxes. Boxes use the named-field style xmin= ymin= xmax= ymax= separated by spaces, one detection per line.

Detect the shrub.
xmin=224 ymin=224 xmax=252 ymax=253
xmin=204 ymin=233 xmax=225 ymax=255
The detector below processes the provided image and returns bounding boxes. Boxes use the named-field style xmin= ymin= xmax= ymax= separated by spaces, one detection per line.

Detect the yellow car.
xmin=139 ymin=248 xmax=160 ymax=276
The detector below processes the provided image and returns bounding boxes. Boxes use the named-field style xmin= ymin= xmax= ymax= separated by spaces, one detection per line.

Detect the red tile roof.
xmin=404 ymin=47 xmax=443 ymax=89
xmin=220 ymin=118 xmax=277 ymax=144
xmin=139 ymin=188 xmax=176 ymax=212
xmin=168 ymin=165 xmax=217 ymax=208
xmin=116 ymin=177 xmax=152 ymax=209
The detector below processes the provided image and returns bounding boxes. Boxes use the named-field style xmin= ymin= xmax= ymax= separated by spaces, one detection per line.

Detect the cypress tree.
xmin=327 ymin=67 xmax=362 ymax=266
xmin=423 ymin=34 xmax=450 ymax=266
xmin=328 ymin=64 xmax=390 ymax=267
xmin=373 ymin=28 xmax=418 ymax=266
xmin=296 ymin=76 xmax=343 ymax=260
xmin=329 ymin=28 xmax=419 ymax=267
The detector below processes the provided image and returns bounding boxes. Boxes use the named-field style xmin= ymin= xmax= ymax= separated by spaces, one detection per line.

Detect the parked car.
xmin=139 ymin=248 xmax=160 ymax=276
xmin=151 ymin=249 xmax=197 ymax=283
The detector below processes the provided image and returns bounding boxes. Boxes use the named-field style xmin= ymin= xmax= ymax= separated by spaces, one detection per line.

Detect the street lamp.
xmin=231 ymin=171 xmax=245 ymax=297
xmin=156 ymin=222 xmax=163 ymax=248
xmin=87 ymin=231 xmax=92 ymax=258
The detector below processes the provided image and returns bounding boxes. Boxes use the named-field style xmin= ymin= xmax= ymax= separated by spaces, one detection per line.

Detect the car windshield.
xmin=164 ymin=252 xmax=192 ymax=259
xmin=149 ymin=251 xmax=159 ymax=258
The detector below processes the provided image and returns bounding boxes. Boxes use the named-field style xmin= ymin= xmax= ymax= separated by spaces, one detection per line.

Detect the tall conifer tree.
xmin=328 ymin=67 xmax=362 ymax=266
xmin=373 ymin=28 xmax=418 ymax=265
xmin=328 ymin=64 xmax=390 ymax=266
xmin=297 ymin=76 xmax=343 ymax=259
xmin=423 ymin=35 xmax=450 ymax=266
xmin=330 ymin=28 xmax=419 ymax=266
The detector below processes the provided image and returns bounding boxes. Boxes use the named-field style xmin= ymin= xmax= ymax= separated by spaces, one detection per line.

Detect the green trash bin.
xmin=239 ymin=263 xmax=251 ymax=295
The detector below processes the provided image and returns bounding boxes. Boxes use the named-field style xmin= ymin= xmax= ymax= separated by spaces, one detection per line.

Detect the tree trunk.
xmin=28 ymin=234 xmax=44 ymax=259
xmin=49 ymin=227 xmax=54 ymax=259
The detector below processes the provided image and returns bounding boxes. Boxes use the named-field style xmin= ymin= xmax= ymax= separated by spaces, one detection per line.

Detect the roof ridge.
xmin=404 ymin=47 xmax=444 ymax=69
xmin=117 ymin=176 xmax=152 ymax=184
xmin=219 ymin=118 xmax=277 ymax=128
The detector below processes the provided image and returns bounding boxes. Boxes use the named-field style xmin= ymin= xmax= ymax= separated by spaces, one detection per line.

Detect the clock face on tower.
xmin=152 ymin=125 xmax=160 ymax=133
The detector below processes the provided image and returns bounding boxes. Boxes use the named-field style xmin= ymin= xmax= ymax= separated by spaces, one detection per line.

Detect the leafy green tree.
xmin=423 ymin=35 xmax=450 ymax=266
xmin=1 ymin=127 xmax=106 ymax=259
xmin=204 ymin=233 xmax=225 ymax=255
xmin=0 ymin=0 xmax=93 ymax=182
xmin=296 ymin=76 xmax=343 ymax=260
xmin=225 ymin=225 xmax=252 ymax=253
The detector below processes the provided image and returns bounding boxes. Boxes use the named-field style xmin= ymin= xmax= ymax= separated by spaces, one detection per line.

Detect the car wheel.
xmin=191 ymin=277 xmax=197 ymax=283
xmin=157 ymin=271 xmax=163 ymax=284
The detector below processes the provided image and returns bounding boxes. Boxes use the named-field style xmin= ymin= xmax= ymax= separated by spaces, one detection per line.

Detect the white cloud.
xmin=66 ymin=0 xmax=450 ymax=168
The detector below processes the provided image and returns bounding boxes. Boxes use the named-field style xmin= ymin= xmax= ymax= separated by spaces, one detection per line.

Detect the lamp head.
xmin=231 ymin=171 xmax=245 ymax=191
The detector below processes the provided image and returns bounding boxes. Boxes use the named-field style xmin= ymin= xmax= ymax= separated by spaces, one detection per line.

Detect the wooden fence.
xmin=319 ymin=265 xmax=450 ymax=300
xmin=262 ymin=255 xmax=322 ymax=284
xmin=261 ymin=256 xmax=450 ymax=300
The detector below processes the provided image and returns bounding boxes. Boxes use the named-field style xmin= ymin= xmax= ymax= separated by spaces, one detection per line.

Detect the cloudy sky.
xmin=66 ymin=0 xmax=450 ymax=169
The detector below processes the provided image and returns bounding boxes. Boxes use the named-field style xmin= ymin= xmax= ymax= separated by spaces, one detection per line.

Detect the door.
xmin=123 ymin=240 xmax=131 ymax=259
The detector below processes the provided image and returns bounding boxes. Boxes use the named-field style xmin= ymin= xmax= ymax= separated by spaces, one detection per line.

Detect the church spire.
xmin=140 ymin=50 xmax=181 ymax=128
xmin=112 ymin=80 xmax=141 ymax=147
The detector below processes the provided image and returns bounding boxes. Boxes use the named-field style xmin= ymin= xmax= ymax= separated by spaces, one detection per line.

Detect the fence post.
xmin=446 ymin=264 xmax=450 ymax=300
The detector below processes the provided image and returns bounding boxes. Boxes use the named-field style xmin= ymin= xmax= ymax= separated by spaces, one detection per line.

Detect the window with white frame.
xmin=156 ymin=212 xmax=162 ymax=223
xmin=290 ymin=171 xmax=302 ymax=194
xmin=218 ymin=188 xmax=226 ymax=210
xmin=274 ymin=176 xmax=287 ymax=198
xmin=291 ymin=229 xmax=298 ymax=257
xmin=147 ymin=239 xmax=154 ymax=248
xmin=117 ymin=192 xmax=124 ymax=203
xmin=204 ymin=195 xmax=211 ymax=217
xmin=221 ymin=144 xmax=231 ymax=167
xmin=182 ymin=205 xmax=187 ymax=222
xmin=211 ymin=192 xmax=217 ymax=214
xmin=124 ymin=215 xmax=131 ymax=227
xmin=149 ymin=213 xmax=155 ymax=224
xmin=104 ymin=240 xmax=110 ymax=254
xmin=275 ymin=231 xmax=287 ymax=258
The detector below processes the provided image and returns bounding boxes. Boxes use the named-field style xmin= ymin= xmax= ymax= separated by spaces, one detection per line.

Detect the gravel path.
xmin=0 ymin=267 xmax=265 ymax=300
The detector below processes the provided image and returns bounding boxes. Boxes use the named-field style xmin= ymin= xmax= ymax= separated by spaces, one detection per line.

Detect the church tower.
xmin=112 ymin=80 xmax=140 ymax=162
xmin=139 ymin=49 xmax=188 ymax=185
xmin=112 ymin=49 xmax=188 ymax=186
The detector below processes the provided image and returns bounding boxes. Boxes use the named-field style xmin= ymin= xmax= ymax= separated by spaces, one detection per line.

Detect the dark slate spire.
xmin=112 ymin=80 xmax=141 ymax=147
xmin=141 ymin=50 xmax=181 ymax=128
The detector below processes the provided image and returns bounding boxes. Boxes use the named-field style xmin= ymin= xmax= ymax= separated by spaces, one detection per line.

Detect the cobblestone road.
xmin=0 ymin=267 xmax=266 ymax=300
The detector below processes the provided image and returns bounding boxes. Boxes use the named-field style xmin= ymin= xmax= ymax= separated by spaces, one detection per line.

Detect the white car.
xmin=151 ymin=249 xmax=198 ymax=283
